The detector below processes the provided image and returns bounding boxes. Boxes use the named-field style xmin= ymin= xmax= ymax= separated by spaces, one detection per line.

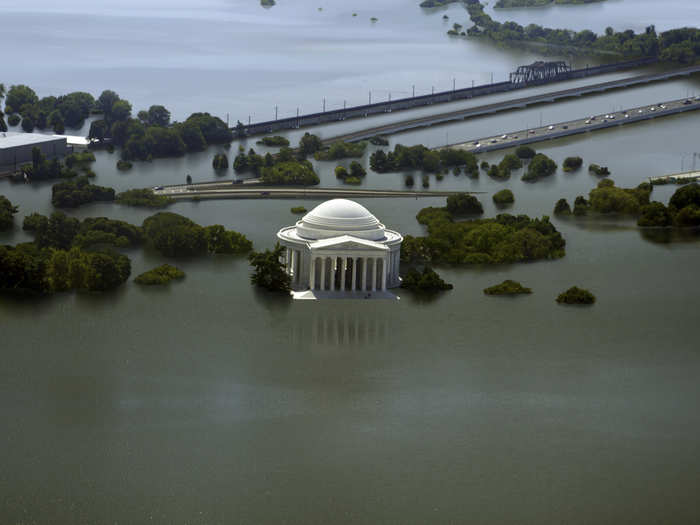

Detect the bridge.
xmin=154 ymin=183 xmax=473 ymax=201
xmin=445 ymin=96 xmax=700 ymax=154
xmin=510 ymin=61 xmax=571 ymax=85
xmin=320 ymin=64 xmax=700 ymax=145
xmin=234 ymin=57 xmax=657 ymax=137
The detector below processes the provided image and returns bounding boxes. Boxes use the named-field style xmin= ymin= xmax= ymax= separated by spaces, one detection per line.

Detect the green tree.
xmin=111 ymin=99 xmax=132 ymax=122
xmin=248 ymin=243 xmax=291 ymax=292
xmin=147 ymin=105 xmax=171 ymax=127
xmin=299 ymin=132 xmax=323 ymax=156
xmin=97 ymin=90 xmax=120 ymax=120
xmin=142 ymin=212 xmax=209 ymax=257
xmin=5 ymin=85 xmax=38 ymax=113
xmin=0 ymin=195 xmax=19 ymax=231
xmin=446 ymin=193 xmax=483 ymax=215
xmin=88 ymin=119 xmax=108 ymax=142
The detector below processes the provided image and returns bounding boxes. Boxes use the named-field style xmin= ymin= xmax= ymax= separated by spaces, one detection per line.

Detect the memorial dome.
xmin=296 ymin=199 xmax=386 ymax=240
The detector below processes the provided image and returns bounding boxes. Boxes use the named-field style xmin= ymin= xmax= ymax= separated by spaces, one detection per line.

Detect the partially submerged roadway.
xmin=322 ymin=65 xmax=700 ymax=145
xmin=447 ymin=96 xmax=700 ymax=153
xmin=153 ymin=183 xmax=472 ymax=201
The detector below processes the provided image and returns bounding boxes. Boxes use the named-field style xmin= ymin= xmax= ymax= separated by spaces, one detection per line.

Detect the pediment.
xmin=310 ymin=235 xmax=389 ymax=252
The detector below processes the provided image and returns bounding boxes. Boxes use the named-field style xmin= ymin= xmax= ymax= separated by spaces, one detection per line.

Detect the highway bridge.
xmin=447 ymin=96 xmax=700 ymax=153
xmin=154 ymin=184 xmax=472 ymax=201
xmin=321 ymin=64 xmax=700 ymax=145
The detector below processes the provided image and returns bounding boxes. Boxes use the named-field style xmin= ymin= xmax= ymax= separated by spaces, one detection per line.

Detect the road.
xmin=154 ymin=184 xmax=473 ymax=201
xmin=321 ymin=65 xmax=700 ymax=145
xmin=447 ymin=96 xmax=700 ymax=153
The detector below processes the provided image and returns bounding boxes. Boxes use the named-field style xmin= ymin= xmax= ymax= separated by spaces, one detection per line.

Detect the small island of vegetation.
xmin=401 ymin=266 xmax=453 ymax=292
xmin=291 ymin=206 xmax=307 ymax=214
xmin=115 ymin=188 xmax=174 ymax=208
xmin=51 ymin=176 xmax=115 ymax=208
xmin=401 ymin=197 xmax=565 ymax=265
xmin=314 ymin=141 xmax=367 ymax=161
xmin=522 ymin=153 xmax=557 ymax=182
xmin=563 ymin=156 xmax=583 ymax=172
xmin=370 ymin=144 xmax=478 ymax=176
xmin=556 ymin=286 xmax=596 ymax=305
xmin=493 ymin=189 xmax=515 ymax=205
xmin=134 ymin=264 xmax=185 ymax=285
xmin=483 ymin=279 xmax=532 ymax=295
xmin=257 ymin=135 xmax=289 ymax=147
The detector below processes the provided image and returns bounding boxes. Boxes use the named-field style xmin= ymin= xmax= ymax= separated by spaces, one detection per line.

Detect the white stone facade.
xmin=277 ymin=199 xmax=403 ymax=297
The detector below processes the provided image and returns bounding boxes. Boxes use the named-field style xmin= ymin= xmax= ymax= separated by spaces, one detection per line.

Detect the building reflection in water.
xmin=286 ymin=310 xmax=391 ymax=350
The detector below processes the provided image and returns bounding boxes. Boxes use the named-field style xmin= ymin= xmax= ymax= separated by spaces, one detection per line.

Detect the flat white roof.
xmin=0 ymin=131 xmax=67 ymax=150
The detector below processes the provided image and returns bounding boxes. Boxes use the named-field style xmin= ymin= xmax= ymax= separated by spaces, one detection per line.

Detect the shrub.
xmin=446 ymin=193 xmax=483 ymax=215
xmin=348 ymin=161 xmax=366 ymax=178
xmin=422 ymin=175 xmax=430 ymax=188
xmin=116 ymin=189 xmax=173 ymax=208
xmin=400 ymin=266 xmax=453 ymax=291
xmin=212 ymin=153 xmax=228 ymax=171
xmin=291 ymin=206 xmax=307 ymax=214
xmin=480 ymin=161 xmax=489 ymax=170
xmin=522 ymin=153 xmax=557 ymax=182
xmin=257 ymin=135 xmax=290 ymax=147
xmin=8 ymin=114 xmax=20 ymax=126
xmin=0 ymin=195 xmax=19 ymax=231
xmin=405 ymin=174 xmax=415 ymax=187
xmin=135 ymin=264 xmax=185 ymax=285
xmin=117 ymin=160 xmax=133 ymax=171
xmin=588 ymin=164 xmax=611 ymax=176
xmin=553 ymin=198 xmax=572 ymax=215
xmin=515 ymin=145 xmax=536 ymax=159
xmin=344 ymin=176 xmax=362 ymax=185
xmin=483 ymin=280 xmax=532 ymax=295
xmin=563 ymin=156 xmax=583 ymax=172
xmin=492 ymin=189 xmax=514 ymax=205
xmin=335 ymin=166 xmax=348 ymax=179
xmin=637 ymin=202 xmax=673 ymax=227
xmin=556 ymin=286 xmax=595 ymax=305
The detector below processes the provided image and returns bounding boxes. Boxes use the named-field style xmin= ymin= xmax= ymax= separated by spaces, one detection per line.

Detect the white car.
xmin=660 ymin=104 xmax=666 ymax=109
xmin=585 ymin=119 xmax=591 ymax=124
xmin=153 ymin=186 xmax=163 ymax=191
xmin=624 ymin=114 xmax=629 ymax=118
xmin=638 ymin=109 xmax=644 ymax=113
xmin=609 ymin=114 xmax=615 ymax=119
xmin=650 ymin=106 xmax=656 ymax=111
xmin=501 ymin=134 xmax=507 ymax=139
xmin=548 ymin=125 xmax=554 ymax=130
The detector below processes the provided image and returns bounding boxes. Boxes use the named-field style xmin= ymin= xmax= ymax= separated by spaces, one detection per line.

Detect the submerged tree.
xmin=249 ymin=243 xmax=291 ymax=293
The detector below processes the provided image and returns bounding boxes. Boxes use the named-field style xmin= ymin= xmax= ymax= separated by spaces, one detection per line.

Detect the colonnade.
xmin=285 ymin=247 xmax=400 ymax=293
xmin=310 ymin=255 xmax=388 ymax=293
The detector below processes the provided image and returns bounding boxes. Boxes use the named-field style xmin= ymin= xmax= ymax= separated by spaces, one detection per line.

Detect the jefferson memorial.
xmin=277 ymin=199 xmax=403 ymax=299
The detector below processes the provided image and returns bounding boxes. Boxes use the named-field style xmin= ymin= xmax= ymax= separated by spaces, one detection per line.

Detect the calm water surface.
xmin=2 ymin=1 xmax=700 ymax=523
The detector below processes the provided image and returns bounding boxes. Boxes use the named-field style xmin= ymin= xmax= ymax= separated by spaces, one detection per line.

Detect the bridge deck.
xmin=445 ymin=96 xmax=700 ymax=154
xmin=322 ymin=65 xmax=700 ymax=145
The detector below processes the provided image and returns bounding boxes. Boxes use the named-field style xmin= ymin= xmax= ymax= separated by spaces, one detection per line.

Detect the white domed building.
xmin=277 ymin=199 xmax=403 ymax=298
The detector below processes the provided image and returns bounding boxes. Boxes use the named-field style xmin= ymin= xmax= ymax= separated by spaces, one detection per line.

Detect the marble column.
xmin=351 ymin=257 xmax=357 ymax=291
xmin=330 ymin=257 xmax=335 ymax=291
xmin=382 ymin=256 xmax=387 ymax=291
xmin=372 ymin=258 xmax=378 ymax=292
xmin=362 ymin=258 xmax=368 ymax=292
xmin=340 ymin=257 xmax=347 ymax=291
xmin=320 ymin=257 xmax=326 ymax=290
xmin=310 ymin=257 xmax=316 ymax=290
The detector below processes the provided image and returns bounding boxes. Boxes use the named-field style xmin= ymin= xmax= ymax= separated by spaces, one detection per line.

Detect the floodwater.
xmin=2 ymin=1 xmax=700 ymax=524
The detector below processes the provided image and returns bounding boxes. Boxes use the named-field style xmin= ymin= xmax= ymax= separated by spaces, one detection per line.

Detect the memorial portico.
xmin=277 ymin=199 xmax=403 ymax=299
